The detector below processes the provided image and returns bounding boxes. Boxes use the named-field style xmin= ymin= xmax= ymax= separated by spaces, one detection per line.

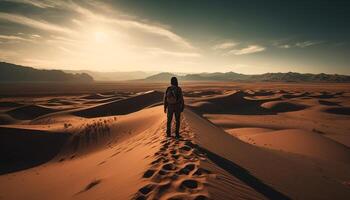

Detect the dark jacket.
xmin=164 ymin=86 xmax=184 ymax=112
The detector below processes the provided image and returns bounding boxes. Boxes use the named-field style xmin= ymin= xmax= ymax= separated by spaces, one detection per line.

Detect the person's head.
xmin=170 ymin=77 xmax=178 ymax=86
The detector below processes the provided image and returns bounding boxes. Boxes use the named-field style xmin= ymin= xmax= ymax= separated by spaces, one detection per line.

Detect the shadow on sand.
xmin=188 ymin=142 xmax=291 ymax=200
xmin=0 ymin=127 xmax=69 ymax=175
xmin=188 ymin=91 xmax=277 ymax=115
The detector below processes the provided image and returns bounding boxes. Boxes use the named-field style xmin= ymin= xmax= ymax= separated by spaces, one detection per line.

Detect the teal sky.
xmin=0 ymin=0 xmax=349 ymax=74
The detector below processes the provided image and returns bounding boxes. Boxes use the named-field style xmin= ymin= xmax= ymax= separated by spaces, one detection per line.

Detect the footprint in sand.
xmin=76 ymin=179 xmax=102 ymax=195
xmin=143 ymin=169 xmax=156 ymax=178
xmin=133 ymin=118 xmax=211 ymax=200
xmin=180 ymin=179 xmax=200 ymax=190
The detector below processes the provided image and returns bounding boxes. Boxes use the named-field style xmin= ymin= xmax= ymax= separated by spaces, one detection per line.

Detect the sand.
xmin=1 ymin=82 xmax=350 ymax=200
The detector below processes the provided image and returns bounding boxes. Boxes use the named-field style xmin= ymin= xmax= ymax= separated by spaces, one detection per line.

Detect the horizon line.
xmin=1 ymin=61 xmax=349 ymax=76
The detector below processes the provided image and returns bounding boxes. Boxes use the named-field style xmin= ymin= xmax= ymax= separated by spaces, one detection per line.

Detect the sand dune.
xmin=244 ymin=94 xmax=282 ymax=101
xmin=79 ymin=96 xmax=126 ymax=105
xmin=261 ymin=101 xmax=309 ymax=112
xmin=185 ymin=109 xmax=350 ymax=199
xmin=81 ymin=93 xmax=113 ymax=100
xmin=188 ymin=91 xmax=273 ymax=115
xmin=319 ymin=100 xmax=341 ymax=106
xmin=6 ymin=105 xmax=59 ymax=120
xmin=245 ymin=90 xmax=275 ymax=96
xmin=310 ymin=92 xmax=337 ymax=99
xmin=0 ymin=101 xmax=23 ymax=108
xmin=0 ymin=114 xmax=17 ymax=125
xmin=47 ymin=98 xmax=78 ymax=106
xmin=282 ymin=92 xmax=309 ymax=99
xmin=226 ymin=127 xmax=273 ymax=137
xmin=62 ymin=106 xmax=165 ymax=155
xmin=0 ymin=127 xmax=69 ymax=174
xmin=183 ymin=90 xmax=223 ymax=97
xmin=227 ymin=128 xmax=350 ymax=163
xmin=324 ymin=107 xmax=350 ymax=115
xmin=1 ymin=84 xmax=350 ymax=200
xmin=73 ymin=90 xmax=163 ymax=118
xmin=0 ymin=106 xmax=165 ymax=200
xmin=189 ymin=90 xmax=309 ymax=115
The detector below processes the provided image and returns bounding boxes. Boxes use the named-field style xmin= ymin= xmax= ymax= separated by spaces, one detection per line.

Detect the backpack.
xmin=166 ymin=86 xmax=179 ymax=104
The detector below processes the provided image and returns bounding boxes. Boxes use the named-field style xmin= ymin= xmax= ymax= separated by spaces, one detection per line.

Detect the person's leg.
xmin=166 ymin=108 xmax=173 ymax=137
xmin=175 ymin=110 xmax=181 ymax=138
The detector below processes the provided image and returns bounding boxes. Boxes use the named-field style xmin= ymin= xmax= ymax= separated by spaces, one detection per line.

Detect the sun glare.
xmin=94 ymin=31 xmax=108 ymax=43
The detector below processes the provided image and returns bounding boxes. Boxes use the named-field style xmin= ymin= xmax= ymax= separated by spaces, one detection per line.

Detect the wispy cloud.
xmin=57 ymin=46 xmax=78 ymax=55
xmin=0 ymin=0 xmax=198 ymax=71
xmin=0 ymin=1 xmax=194 ymax=49
xmin=0 ymin=49 xmax=18 ymax=59
xmin=22 ymin=58 xmax=55 ymax=67
xmin=213 ymin=42 xmax=238 ymax=50
xmin=4 ymin=0 xmax=61 ymax=8
xmin=0 ymin=34 xmax=32 ymax=42
xmin=72 ymin=5 xmax=194 ymax=49
xmin=277 ymin=44 xmax=291 ymax=49
xmin=274 ymin=40 xmax=323 ymax=49
xmin=0 ymin=12 xmax=74 ymax=34
xmin=147 ymin=48 xmax=201 ymax=57
xmin=295 ymin=41 xmax=322 ymax=48
xmin=30 ymin=34 xmax=41 ymax=38
xmin=117 ymin=18 xmax=193 ymax=49
xmin=227 ymin=45 xmax=265 ymax=55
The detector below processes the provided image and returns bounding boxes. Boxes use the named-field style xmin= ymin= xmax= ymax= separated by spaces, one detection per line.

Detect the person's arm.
xmin=179 ymin=87 xmax=185 ymax=112
xmin=164 ymin=87 xmax=168 ymax=113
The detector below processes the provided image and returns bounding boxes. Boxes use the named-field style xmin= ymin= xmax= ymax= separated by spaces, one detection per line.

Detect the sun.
xmin=94 ymin=31 xmax=108 ymax=43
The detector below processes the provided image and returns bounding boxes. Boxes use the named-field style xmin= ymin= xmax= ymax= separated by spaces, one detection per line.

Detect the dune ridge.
xmin=188 ymin=91 xmax=274 ymax=115
xmin=261 ymin=101 xmax=309 ymax=112
xmin=227 ymin=128 xmax=350 ymax=163
xmin=73 ymin=90 xmax=163 ymax=118
xmin=6 ymin=105 xmax=59 ymax=120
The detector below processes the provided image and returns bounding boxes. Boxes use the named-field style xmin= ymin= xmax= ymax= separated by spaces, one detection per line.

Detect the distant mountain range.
xmin=144 ymin=72 xmax=350 ymax=82
xmin=0 ymin=62 xmax=93 ymax=82
xmin=63 ymin=70 xmax=157 ymax=81
xmin=1 ymin=61 xmax=349 ymax=83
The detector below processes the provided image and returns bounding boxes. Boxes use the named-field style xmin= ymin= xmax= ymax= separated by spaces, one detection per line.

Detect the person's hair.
xmin=170 ymin=77 xmax=178 ymax=86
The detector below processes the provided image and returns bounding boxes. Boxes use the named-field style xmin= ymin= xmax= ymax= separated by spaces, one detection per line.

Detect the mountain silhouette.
xmin=144 ymin=71 xmax=350 ymax=82
xmin=0 ymin=62 xmax=93 ymax=82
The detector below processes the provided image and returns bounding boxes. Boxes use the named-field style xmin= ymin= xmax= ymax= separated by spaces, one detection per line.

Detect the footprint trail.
xmin=133 ymin=117 xmax=213 ymax=200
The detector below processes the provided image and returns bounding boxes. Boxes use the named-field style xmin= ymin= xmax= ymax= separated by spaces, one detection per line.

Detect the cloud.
xmin=0 ymin=34 xmax=32 ymax=42
xmin=147 ymin=48 xmax=201 ymax=57
xmin=274 ymin=40 xmax=323 ymax=49
xmin=0 ymin=0 xmax=198 ymax=71
xmin=213 ymin=42 xmax=238 ymax=50
xmin=30 ymin=34 xmax=41 ymax=38
xmin=57 ymin=46 xmax=78 ymax=55
xmin=4 ymin=0 xmax=61 ymax=8
xmin=72 ymin=5 xmax=194 ymax=49
xmin=0 ymin=49 xmax=18 ymax=60
xmin=0 ymin=1 xmax=193 ymax=49
xmin=22 ymin=58 xmax=55 ymax=67
xmin=0 ymin=12 xmax=74 ymax=34
xmin=47 ymin=35 xmax=80 ymax=45
xmin=295 ymin=41 xmax=322 ymax=48
xmin=278 ymin=44 xmax=291 ymax=49
xmin=227 ymin=45 xmax=265 ymax=55
xmin=213 ymin=41 xmax=265 ymax=56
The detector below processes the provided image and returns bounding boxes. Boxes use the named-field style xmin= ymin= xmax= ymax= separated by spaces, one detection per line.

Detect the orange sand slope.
xmin=1 ymin=86 xmax=350 ymax=200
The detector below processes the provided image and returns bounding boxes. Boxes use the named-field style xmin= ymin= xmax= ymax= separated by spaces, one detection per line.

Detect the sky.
xmin=0 ymin=0 xmax=349 ymax=74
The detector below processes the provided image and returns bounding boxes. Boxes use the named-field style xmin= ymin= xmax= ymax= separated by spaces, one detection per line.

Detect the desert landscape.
xmin=1 ymin=82 xmax=350 ymax=200
xmin=1 ymin=0 xmax=350 ymax=199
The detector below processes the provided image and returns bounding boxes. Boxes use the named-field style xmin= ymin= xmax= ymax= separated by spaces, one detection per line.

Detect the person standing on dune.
xmin=164 ymin=77 xmax=185 ymax=138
